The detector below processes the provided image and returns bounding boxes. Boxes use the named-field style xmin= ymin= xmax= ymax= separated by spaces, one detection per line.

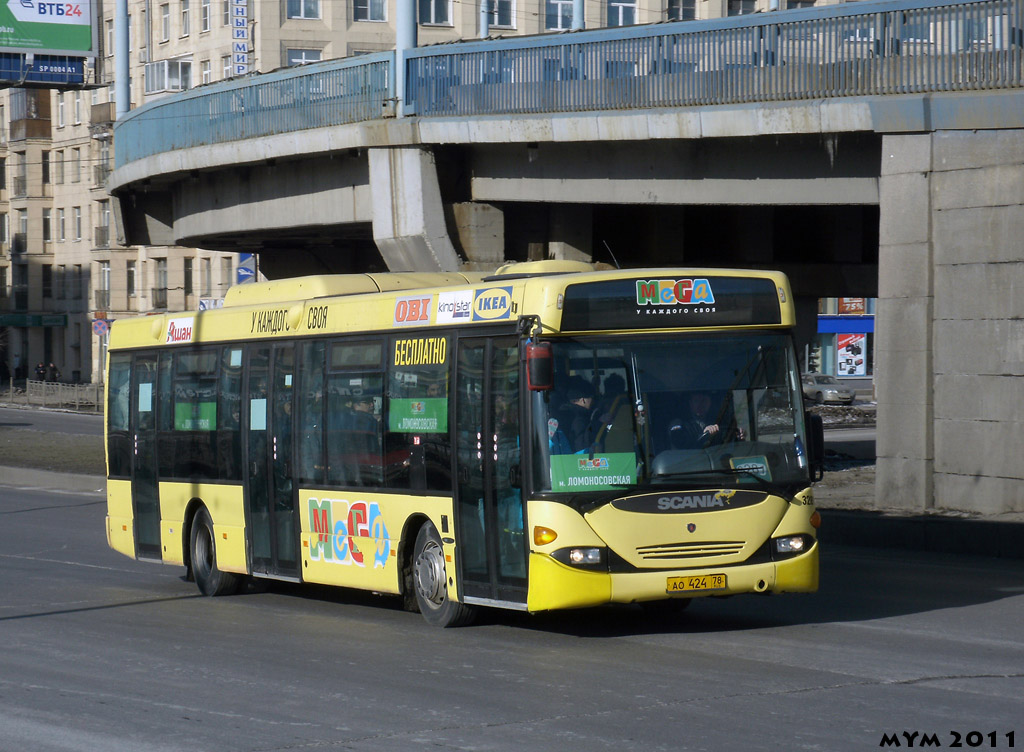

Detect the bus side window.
xmin=386 ymin=335 xmax=452 ymax=493
xmin=326 ymin=340 xmax=384 ymax=489
xmin=217 ymin=346 xmax=243 ymax=481
xmin=296 ymin=341 xmax=325 ymax=485
xmin=107 ymin=352 xmax=132 ymax=478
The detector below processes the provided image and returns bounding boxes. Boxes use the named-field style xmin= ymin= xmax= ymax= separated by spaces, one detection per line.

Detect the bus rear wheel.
xmin=190 ymin=507 xmax=239 ymax=596
xmin=412 ymin=521 xmax=476 ymax=628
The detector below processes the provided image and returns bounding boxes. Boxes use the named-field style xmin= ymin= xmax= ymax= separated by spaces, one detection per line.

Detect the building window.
xmin=202 ymin=257 xmax=212 ymax=296
xmin=728 ymin=0 xmax=754 ymax=14
xmin=71 ymin=148 xmax=81 ymax=182
xmin=42 ymin=208 xmax=52 ymax=242
xmin=222 ymin=0 xmax=230 ymax=25
xmin=42 ymin=151 xmax=50 ymax=184
xmin=43 ymin=264 xmax=53 ymax=298
xmin=667 ymin=0 xmax=695 ymax=20
xmin=99 ymin=261 xmax=111 ymax=307
xmin=181 ymin=0 xmax=190 ymax=35
xmin=145 ymin=59 xmax=192 ymax=93
xmin=73 ymin=207 xmax=82 ymax=241
xmin=57 ymin=93 xmax=65 ymax=127
xmin=201 ymin=59 xmax=211 ymax=83
xmin=287 ymin=0 xmax=320 ymax=19
xmin=353 ymin=0 xmax=385 ymax=22
xmin=160 ymin=4 xmax=170 ymax=40
xmin=184 ymin=257 xmax=194 ymax=296
xmin=55 ymin=150 xmax=64 ymax=184
xmin=105 ymin=19 xmax=114 ymax=54
xmin=222 ymin=55 xmax=231 ymax=79
xmin=57 ymin=208 xmax=65 ymax=242
xmin=221 ymin=256 xmax=233 ymax=292
xmin=545 ymin=0 xmax=572 ymax=29
xmin=154 ymin=258 xmax=169 ymax=307
xmin=492 ymin=0 xmax=514 ymax=27
xmin=286 ymin=48 xmax=321 ymax=66
xmin=201 ymin=0 xmax=211 ymax=30
xmin=419 ymin=0 xmax=450 ymax=25
xmin=608 ymin=0 xmax=636 ymax=26
xmin=73 ymin=91 xmax=82 ymax=123
xmin=127 ymin=261 xmax=136 ymax=297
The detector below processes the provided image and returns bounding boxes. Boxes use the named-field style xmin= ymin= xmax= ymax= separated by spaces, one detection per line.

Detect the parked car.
xmin=801 ymin=373 xmax=856 ymax=405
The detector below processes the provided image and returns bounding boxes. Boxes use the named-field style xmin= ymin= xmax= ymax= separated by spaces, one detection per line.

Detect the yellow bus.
xmin=104 ymin=261 xmax=823 ymax=627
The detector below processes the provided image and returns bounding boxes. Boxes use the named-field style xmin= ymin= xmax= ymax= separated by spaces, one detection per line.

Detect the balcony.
xmin=11 ymin=233 xmax=26 ymax=255
xmin=94 ymin=225 xmax=110 ymax=248
xmin=12 ymin=176 xmax=27 ymax=198
xmin=95 ymin=289 xmax=110 ymax=309
xmin=151 ymin=286 xmax=168 ymax=309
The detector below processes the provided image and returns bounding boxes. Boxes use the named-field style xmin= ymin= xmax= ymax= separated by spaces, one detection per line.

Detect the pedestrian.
xmin=46 ymin=362 xmax=61 ymax=382
xmin=35 ymin=362 xmax=46 ymax=381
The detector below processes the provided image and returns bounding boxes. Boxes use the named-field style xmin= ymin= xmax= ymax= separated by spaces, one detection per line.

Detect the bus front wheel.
xmin=190 ymin=507 xmax=239 ymax=597
xmin=412 ymin=521 xmax=476 ymax=628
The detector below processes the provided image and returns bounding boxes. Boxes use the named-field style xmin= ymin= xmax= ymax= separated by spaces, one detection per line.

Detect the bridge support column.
xmin=877 ymin=130 xmax=1024 ymax=515
xmin=452 ymin=202 xmax=505 ymax=271
xmin=876 ymin=134 xmax=935 ymax=513
xmin=369 ymin=147 xmax=462 ymax=272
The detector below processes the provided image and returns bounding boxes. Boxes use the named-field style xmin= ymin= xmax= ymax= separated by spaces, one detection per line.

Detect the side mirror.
xmin=526 ymin=341 xmax=553 ymax=392
xmin=805 ymin=413 xmax=825 ymax=482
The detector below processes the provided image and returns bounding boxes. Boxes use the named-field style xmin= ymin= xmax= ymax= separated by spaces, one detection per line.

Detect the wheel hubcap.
xmin=414 ymin=539 xmax=446 ymax=608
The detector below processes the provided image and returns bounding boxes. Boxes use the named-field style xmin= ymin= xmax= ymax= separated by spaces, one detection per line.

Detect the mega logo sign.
xmin=308 ymin=497 xmax=390 ymax=568
xmin=636 ymin=279 xmax=716 ymax=306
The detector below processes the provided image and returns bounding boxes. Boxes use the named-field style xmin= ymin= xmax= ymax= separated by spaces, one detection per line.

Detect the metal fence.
xmin=405 ymin=0 xmax=1023 ymax=115
xmin=113 ymin=0 xmax=1022 ymax=166
xmin=115 ymin=52 xmax=393 ymax=166
xmin=2 ymin=380 xmax=103 ymax=413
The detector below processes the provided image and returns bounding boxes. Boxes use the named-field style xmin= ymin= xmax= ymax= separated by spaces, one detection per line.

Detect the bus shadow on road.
xmin=484 ymin=545 xmax=1024 ymax=637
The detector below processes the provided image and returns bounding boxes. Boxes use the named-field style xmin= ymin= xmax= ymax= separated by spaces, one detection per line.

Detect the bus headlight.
xmin=773 ymin=535 xmax=813 ymax=558
xmin=551 ymin=546 xmax=607 ymax=570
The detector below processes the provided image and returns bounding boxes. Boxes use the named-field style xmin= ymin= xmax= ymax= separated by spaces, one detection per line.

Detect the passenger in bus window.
xmin=556 ymin=379 xmax=598 ymax=452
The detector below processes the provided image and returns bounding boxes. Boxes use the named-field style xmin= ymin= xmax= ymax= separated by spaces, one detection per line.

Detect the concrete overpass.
xmin=109 ymin=0 xmax=1024 ymax=516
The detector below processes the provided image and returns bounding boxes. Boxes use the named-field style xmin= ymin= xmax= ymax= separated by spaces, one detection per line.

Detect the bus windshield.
xmin=530 ymin=332 xmax=809 ymax=495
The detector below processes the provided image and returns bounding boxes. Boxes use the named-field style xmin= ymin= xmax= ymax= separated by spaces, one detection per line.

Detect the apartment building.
xmin=0 ymin=0 xmax=847 ymax=384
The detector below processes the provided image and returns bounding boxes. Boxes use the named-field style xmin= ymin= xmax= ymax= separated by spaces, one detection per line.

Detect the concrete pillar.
xmin=452 ymin=202 xmax=505 ymax=271
xmin=368 ymin=147 xmax=462 ymax=272
xmin=876 ymin=134 xmax=934 ymax=512
xmin=929 ymin=130 xmax=1024 ymax=514
xmin=548 ymin=205 xmax=592 ymax=262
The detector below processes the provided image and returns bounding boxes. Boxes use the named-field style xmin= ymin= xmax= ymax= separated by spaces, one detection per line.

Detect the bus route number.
xmin=307 ymin=305 xmax=328 ymax=330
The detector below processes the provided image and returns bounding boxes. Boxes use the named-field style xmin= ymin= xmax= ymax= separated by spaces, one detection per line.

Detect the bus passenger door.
xmin=131 ymin=352 xmax=161 ymax=560
xmin=244 ymin=344 xmax=299 ymax=580
xmin=455 ymin=336 xmax=527 ymax=607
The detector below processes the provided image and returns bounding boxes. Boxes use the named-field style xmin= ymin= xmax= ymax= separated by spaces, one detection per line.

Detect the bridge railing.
xmin=405 ymin=0 xmax=1023 ymax=115
xmin=114 ymin=0 xmax=1022 ymax=167
xmin=114 ymin=52 xmax=393 ymax=167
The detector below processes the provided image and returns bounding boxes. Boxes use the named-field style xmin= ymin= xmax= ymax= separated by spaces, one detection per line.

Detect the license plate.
xmin=666 ymin=573 xmax=727 ymax=593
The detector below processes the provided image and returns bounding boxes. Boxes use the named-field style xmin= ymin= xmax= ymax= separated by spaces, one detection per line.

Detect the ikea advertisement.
xmin=0 ymin=0 xmax=95 ymax=55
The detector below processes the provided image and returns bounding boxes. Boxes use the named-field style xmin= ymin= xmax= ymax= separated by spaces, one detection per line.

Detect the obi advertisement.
xmin=0 ymin=0 xmax=95 ymax=55
xmin=837 ymin=333 xmax=867 ymax=376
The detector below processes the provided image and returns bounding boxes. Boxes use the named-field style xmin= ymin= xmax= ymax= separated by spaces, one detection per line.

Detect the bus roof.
xmin=108 ymin=262 xmax=795 ymax=351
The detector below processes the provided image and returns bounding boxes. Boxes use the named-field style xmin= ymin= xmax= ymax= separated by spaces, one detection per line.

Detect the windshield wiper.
xmin=651 ymin=468 xmax=795 ymax=502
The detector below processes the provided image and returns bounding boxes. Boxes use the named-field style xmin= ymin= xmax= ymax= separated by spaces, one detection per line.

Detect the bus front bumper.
xmin=526 ymin=543 xmax=818 ymax=613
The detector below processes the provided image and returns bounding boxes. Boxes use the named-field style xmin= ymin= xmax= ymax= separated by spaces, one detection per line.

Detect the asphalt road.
xmin=0 ymin=405 xmax=103 ymax=436
xmin=1 ymin=483 xmax=1021 ymax=752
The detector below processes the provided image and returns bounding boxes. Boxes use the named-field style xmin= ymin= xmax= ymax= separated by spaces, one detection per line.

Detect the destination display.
xmin=559 ymin=277 xmax=782 ymax=331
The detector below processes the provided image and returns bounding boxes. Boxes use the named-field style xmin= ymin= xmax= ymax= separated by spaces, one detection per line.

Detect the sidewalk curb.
xmin=0 ymin=466 xmax=106 ymax=494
